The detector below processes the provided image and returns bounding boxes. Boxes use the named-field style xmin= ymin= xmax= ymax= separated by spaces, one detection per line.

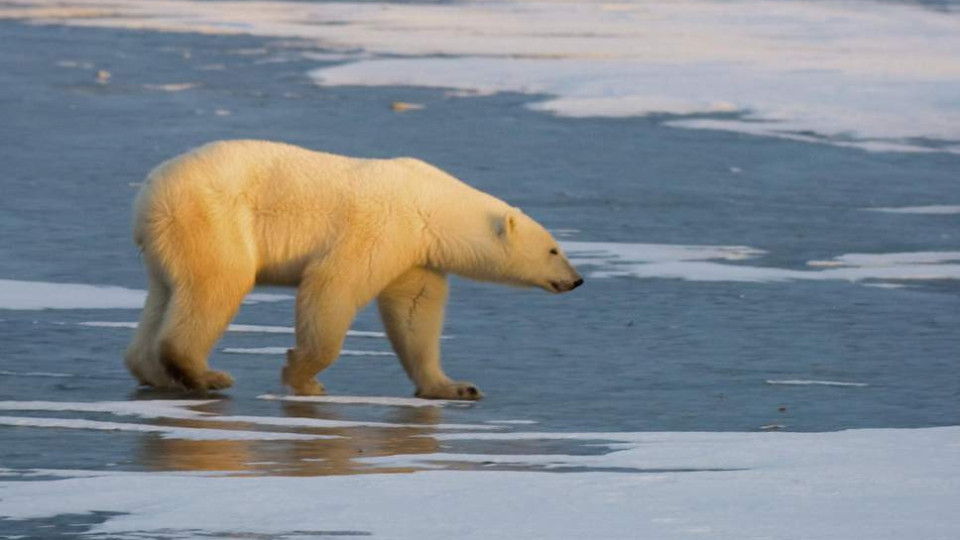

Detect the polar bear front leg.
xmin=284 ymin=262 xmax=360 ymax=396
xmin=378 ymin=267 xmax=483 ymax=400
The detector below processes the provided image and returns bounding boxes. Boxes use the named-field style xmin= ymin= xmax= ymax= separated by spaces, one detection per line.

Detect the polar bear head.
xmin=490 ymin=209 xmax=583 ymax=293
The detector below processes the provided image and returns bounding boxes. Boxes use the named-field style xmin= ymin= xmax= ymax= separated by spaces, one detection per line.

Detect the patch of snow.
xmin=765 ymin=379 xmax=870 ymax=388
xmin=0 ymin=279 xmax=145 ymax=310
xmin=0 ymin=427 xmax=956 ymax=539
xmin=0 ymin=400 xmax=215 ymax=420
xmin=142 ymin=82 xmax=197 ymax=91
xmin=807 ymin=252 xmax=960 ymax=268
xmin=1 ymin=0 xmax=958 ymax=153
xmin=564 ymin=241 xmax=960 ymax=284
xmin=562 ymin=241 xmax=765 ymax=265
xmin=78 ymin=321 xmax=387 ymax=338
xmin=867 ymin=205 xmax=960 ymax=215
xmin=218 ymin=415 xmax=497 ymax=431
xmin=0 ymin=280 xmax=291 ymax=310
xmin=0 ymin=399 xmax=489 ymax=431
xmin=0 ymin=371 xmax=75 ymax=379
xmin=0 ymin=416 xmax=331 ymax=441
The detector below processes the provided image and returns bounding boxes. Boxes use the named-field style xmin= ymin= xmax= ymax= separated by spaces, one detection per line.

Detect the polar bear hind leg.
xmin=124 ymin=264 xmax=171 ymax=387
xmin=378 ymin=267 xmax=482 ymax=400
xmin=154 ymin=275 xmax=250 ymax=391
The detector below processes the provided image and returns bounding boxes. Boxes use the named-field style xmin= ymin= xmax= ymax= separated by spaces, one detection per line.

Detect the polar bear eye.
xmin=549 ymin=248 xmax=559 ymax=255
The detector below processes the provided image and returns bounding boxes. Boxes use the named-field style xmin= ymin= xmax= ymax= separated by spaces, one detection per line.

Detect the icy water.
xmin=1 ymin=1 xmax=959 ymax=538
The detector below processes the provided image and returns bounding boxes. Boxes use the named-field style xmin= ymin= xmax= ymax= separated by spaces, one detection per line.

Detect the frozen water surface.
xmin=0 ymin=0 xmax=959 ymax=538
xmin=0 ymin=427 xmax=957 ymax=539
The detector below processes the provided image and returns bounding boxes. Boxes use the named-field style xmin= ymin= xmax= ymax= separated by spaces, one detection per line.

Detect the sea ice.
xmin=2 ymin=0 xmax=959 ymax=152
xmin=0 ymin=426 xmax=956 ymax=539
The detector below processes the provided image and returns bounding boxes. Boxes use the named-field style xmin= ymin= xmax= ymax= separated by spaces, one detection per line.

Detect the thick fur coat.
xmin=125 ymin=140 xmax=582 ymax=398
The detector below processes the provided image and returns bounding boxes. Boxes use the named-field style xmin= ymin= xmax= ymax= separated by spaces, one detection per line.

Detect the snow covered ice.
xmin=1 ymin=0 xmax=959 ymax=538
xmin=0 ymin=418 xmax=957 ymax=540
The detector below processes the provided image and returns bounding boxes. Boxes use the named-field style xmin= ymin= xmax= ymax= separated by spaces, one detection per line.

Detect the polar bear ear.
xmin=496 ymin=211 xmax=518 ymax=240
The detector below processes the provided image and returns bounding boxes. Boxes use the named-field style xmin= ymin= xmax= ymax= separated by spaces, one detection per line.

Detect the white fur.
xmin=125 ymin=140 xmax=581 ymax=398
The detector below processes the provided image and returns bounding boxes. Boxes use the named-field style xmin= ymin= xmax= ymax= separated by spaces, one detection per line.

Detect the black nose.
xmin=572 ymin=278 xmax=584 ymax=289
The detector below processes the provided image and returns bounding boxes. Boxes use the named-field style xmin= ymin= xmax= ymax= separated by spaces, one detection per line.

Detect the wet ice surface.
xmin=1 ymin=2 xmax=960 ymax=538
xmin=2 ymin=427 xmax=958 ymax=540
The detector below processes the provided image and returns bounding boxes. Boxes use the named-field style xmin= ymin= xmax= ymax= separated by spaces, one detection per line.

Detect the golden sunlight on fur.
xmin=125 ymin=140 xmax=582 ymax=398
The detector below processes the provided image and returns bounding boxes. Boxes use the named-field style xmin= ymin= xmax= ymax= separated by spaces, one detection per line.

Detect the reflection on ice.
xmin=258 ymin=394 xmax=464 ymax=408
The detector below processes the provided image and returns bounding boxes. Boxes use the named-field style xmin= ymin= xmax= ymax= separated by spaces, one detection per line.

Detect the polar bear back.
xmin=133 ymin=140 xmax=508 ymax=285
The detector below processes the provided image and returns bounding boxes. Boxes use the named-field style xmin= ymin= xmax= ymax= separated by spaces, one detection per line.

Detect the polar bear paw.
xmin=202 ymin=370 xmax=235 ymax=391
xmin=416 ymin=381 xmax=484 ymax=401
xmin=281 ymin=365 xmax=326 ymax=396
xmin=290 ymin=379 xmax=326 ymax=396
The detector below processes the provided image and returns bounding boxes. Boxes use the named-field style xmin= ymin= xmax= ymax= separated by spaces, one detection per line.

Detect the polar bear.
xmin=124 ymin=140 xmax=582 ymax=399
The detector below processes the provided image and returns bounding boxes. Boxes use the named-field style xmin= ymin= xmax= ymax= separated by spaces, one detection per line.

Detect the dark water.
xmin=1 ymin=19 xmax=959 ymax=482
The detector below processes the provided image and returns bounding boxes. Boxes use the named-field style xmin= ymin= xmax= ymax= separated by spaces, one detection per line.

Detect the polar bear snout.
xmin=550 ymin=276 xmax=584 ymax=293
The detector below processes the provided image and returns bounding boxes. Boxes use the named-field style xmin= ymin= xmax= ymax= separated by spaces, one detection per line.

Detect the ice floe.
xmin=0 ymin=426 xmax=956 ymax=539
xmin=2 ymin=0 xmax=959 ymax=153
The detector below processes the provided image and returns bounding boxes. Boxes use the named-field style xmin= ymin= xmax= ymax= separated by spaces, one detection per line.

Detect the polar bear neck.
xmin=408 ymin=168 xmax=512 ymax=281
